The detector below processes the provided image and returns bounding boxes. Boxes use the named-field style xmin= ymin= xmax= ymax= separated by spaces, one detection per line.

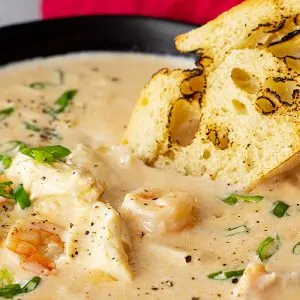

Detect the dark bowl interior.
xmin=0 ymin=16 xmax=196 ymax=65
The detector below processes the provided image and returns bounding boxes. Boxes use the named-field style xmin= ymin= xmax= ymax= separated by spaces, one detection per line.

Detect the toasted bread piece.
xmin=123 ymin=68 xmax=206 ymax=164
xmin=124 ymin=49 xmax=300 ymax=190
xmin=175 ymin=0 xmax=300 ymax=71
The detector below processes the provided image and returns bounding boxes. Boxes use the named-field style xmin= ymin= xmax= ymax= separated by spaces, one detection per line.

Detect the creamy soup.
xmin=0 ymin=53 xmax=299 ymax=300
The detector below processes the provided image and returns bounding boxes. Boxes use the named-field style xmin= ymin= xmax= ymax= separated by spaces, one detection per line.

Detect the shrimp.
xmin=5 ymin=219 xmax=64 ymax=275
xmin=121 ymin=188 xmax=194 ymax=233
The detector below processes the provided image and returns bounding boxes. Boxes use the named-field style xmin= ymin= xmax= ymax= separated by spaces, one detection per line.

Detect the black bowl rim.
xmin=0 ymin=15 xmax=197 ymax=66
xmin=0 ymin=14 xmax=197 ymax=32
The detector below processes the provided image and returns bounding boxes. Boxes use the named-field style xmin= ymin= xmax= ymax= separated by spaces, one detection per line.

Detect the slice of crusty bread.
xmin=123 ymin=68 xmax=205 ymax=164
xmin=124 ymin=49 xmax=300 ymax=191
xmin=175 ymin=0 xmax=300 ymax=71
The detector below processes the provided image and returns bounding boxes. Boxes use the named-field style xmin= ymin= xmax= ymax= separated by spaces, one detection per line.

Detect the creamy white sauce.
xmin=0 ymin=52 xmax=299 ymax=300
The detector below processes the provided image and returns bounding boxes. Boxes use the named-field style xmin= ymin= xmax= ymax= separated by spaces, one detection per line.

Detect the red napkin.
xmin=42 ymin=0 xmax=243 ymax=24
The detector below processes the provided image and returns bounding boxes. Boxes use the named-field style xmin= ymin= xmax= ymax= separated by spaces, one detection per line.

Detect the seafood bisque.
xmin=0 ymin=53 xmax=299 ymax=300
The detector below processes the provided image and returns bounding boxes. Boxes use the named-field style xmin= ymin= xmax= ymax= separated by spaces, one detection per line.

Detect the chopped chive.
xmin=29 ymin=70 xmax=64 ymax=90
xmin=0 ymin=182 xmax=31 ymax=209
xmin=292 ymin=242 xmax=300 ymax=255
xmin=23 ymin=121 xmax=41 ymax=132
xmin=0 ymin=283 xmax=22 ymax=298
xmin=0 ymin=107 xmax=15 ymax=122
xmin=0 ymin=140 xmax=26 ymax=156
xmin=222 ymin=194 xmax=263 ymax=205
xmin=13 ymin=184 xmax=31 ymax=209
xmin=54 ymin=89 xmax=77 ymax=114
xmin=223 ymin=195 xmax=238 ymax=205
xmin=272 ymin=201 xmax=289 ymax=218
xmin=28 ymin=82 xmax=54 ymax=89
xmin=0 ymin=155 xmax=12 ymax=173
xmin=20 ymin=276 xmax=41 ymax=293
xmin=0 ymin=181 xmax=14 ymax=199
xmin=207 ymin=269 xmax=245 ymax=280
xmin=0 ymin=268 xmax=14 ymax=288
xmin=257 ymin=235 xmax=280 ymax=261
xmin=0 ymin=276 xmax=40 ymax=298
xmin=226 ymin=225 xmax=250 ymax=236
xmin=47 ymin=90 xmax=77 ymax=118
xmin=20 ymin=145 xmax=71 ymax=163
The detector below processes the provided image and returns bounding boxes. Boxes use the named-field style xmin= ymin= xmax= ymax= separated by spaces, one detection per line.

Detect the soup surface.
xmin=0 ymin=53 xmax=299 ymax=300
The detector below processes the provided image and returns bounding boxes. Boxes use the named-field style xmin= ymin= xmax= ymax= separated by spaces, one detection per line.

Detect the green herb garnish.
xmin=0 ymin=181 xmax=14 ymax=199
xmin=223 ymin=194 xmax=264 ymax=206
xmin=13 ymin=184 xmax=31 ymax=209
xmin=0 ymin=107 xmax=15 ymax=122
xmin=0 ymin=182 xmax=31 ymax=209
xmin=207 ymin=269 xmax=245 ymax=280
xmin=0 ymin=276 xmax=40 ymax=298
xmin=19 ymin=276 xmax=40 ymax=293
xmin=226 ymin=225 xmax=250 ymax=236
xmin=0 ymin=155 xmax=12 ymax=173
xmin=0 ymin=284 xmax=21 ymax=298
xmin=47 ymin=90 xmax=77 ymax=118
xmin=29 ymin=69 xmax=65 ymax=89
xmin=257 ymin=235 xmax=280 ymax=261
xmin=23 ymin=121 xmax=41 ymax=133
xmin=292 ymin=242 xmax=300 ymax=255
xmin=54 ymin=89 xmax=77 ymax=114
xmin=20 ymin=145 xmax=71 ymax=163
xmin=0 ymin=268 xmax=14 ymax=288
xmin=28 ymin=82 xmax=54 ymax=89
xmin=272 ymin=201 xmax=289 ymax=218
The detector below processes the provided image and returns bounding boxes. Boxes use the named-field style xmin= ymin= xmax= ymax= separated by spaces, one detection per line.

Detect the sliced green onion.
xmin=0 ymin=268 xmax=14 ymax=288
xmin=0 ymin=107 xmax=15 ymax=122
xmin=55 ymin=89 xmax=77 ymax=113
xmin=20 ymin=145 xmax=71 ymax=163
xmin=207 ymin=269 xmax=245 ymax=280
xmin=23 ymin=121 xmax=41 ymax=132
xmin=0 ymin=283 xmax=22 ymax=298
xmin=257 ymin=235 xmax=280 ymax=261
xmin=272 ymin=201 xmax=289 ymax=218
xmin=0 ymin=155 xmax=12 ymax=173
xmin=0 ymin=276 xmax=40 ymax=298
xmin=0 ymin=181 xmax=14 ymax=199
xmin=29 ymin=70 xmax=64 ymax=89
xmin=222 ymin=194 xmax=264 ymax=206
xmin=226 ymin=225 xmax=250 ymax=236
xmin=28 ymin=82 xmax=54 ymax=89
xmin=223 ymin=195 xmax=238 ymax=205
xmin=0 ymin=140 xmax=26 ymax=156
xmin=48 ymin=89 xmax=78 ymax=117
xmin=292 ymin=242 xmax=300 ymax=255
xmin=20 ymin=276 xmax=41 ymax=293
xmin=13 ymin=184 xmax=31 ymax=209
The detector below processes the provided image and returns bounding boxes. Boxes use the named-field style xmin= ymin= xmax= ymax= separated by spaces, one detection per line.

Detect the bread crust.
xmin=125 ymin=1 xmax=300 ymax=191
xmin=124 ymin=50 xmax=300 ymax=191
xmin=175 ymin=0 xmax=300 ymax=71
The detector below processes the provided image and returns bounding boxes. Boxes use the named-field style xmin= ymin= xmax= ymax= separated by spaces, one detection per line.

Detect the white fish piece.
xmin=66 ymin=202 xmax=133 ymax=281
xmin=232 ymin=263 xmax=300 ymax=300
xmin=6 ymin=152 xmax=104 ymax=205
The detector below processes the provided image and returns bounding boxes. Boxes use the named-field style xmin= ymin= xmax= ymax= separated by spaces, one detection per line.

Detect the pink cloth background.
xmin=42 ymin=0 xmax=243 ymax=24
